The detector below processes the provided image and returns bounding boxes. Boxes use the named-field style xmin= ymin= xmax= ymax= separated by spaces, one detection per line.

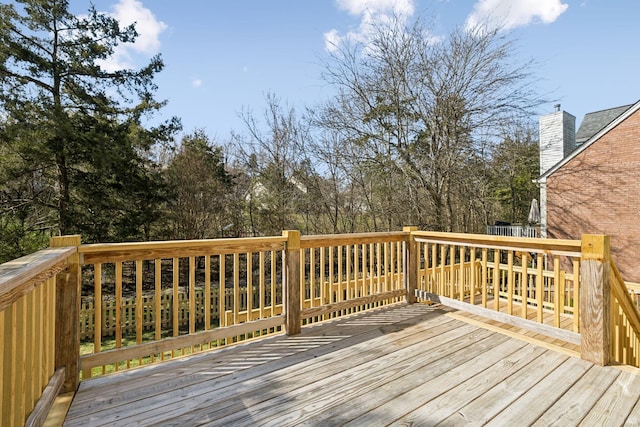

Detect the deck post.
xmin=580 ymin=234 xmax=610 ymax=366
xmin=283 ymin=230 xmax=301 ymax=335
xmin=403 ymin=227 xmax=418 ymax=304
xmin=50 ymin=235 xmax=82 ymax=392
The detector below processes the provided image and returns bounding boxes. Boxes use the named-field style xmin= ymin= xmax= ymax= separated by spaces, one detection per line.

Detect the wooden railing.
xmin=76 ymin=230 xmax=408 ymax=378
xmin=610 ymin=259 xmax=640 ymax=367
xmin=78 ymin=287 xmax=280 ymax=340
xmin=0 ymin=236 xmax=79 ymax=427
xmin=411 ymin=231 xmax=582 ymax=344
xmin=77 ymin=235 xmax=288 ymax=378
xmin=4 ymin=229 xmax=640 ymax=424
xmin=299 ymin=230 xmax=407 ymax=322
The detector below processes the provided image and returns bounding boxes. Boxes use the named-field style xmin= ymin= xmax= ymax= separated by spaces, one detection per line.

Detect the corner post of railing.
xmin=50 ymin=235 xmax=82 ymax=392
xmin=403 ymin=226 xmax=418 ymax=304
xmin=283 ymin=230 xmax=302 ymax=335
xmin=580 ymin=234 xmax=611 ymax=366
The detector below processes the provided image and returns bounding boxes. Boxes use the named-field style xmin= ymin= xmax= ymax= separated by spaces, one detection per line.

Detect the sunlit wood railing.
xmin=411 ymin=231 xmax=583 ymax=344
xmin=0 ymin=237 xmax=78 ymax=427
xmin=610 ymin=260 xmax=640 ymax=367
xmin=299 ymin=231 xmax=406 ymax=322
xmin=77 ymin=235 xmax=288 ymax=378
xmin=6 ymin=228 xmax=640 ymax=424
xmin=76 ymin=230 xmax=408 ymax=378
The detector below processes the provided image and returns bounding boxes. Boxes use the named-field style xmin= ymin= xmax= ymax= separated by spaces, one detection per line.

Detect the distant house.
xmin=538 ymin=100 xmax=640 ymax=282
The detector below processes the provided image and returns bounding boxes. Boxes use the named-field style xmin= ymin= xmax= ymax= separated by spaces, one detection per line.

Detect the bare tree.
xmin=233 ymin=93 xmax=308 ymax=236
xmin=318 ymin=15 xmax=543 ymax=232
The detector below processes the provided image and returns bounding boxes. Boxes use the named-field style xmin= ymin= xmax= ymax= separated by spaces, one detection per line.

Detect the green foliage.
xmin=165 ymin=130 xmax=234 ymax=239
xmin=489 ymin=127 xmax=540 ymax=224
xmin=0 ymin=0 xmax=180 ymax=256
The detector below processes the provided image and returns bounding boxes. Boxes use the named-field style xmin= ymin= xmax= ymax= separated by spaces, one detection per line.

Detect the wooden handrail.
xmin=300 ymin=231 xmax=405 ymax=248
xmin=413 ymin=230 xmax=581 ymax=256
xmin=0 ymin=246 xmax=75 ymax=311
xmin=79 ymin=236 xmax=287 ymax=263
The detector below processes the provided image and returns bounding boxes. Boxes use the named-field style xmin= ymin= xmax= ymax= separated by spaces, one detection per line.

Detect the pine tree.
xmin=0 ymin=0 xmax=180 ymax=250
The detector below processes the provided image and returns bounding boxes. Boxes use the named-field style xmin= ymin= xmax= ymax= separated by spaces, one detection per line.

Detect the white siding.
xmin=539 ymin=179 xmax=547 ymax=238
xmin=539 ymin=111 xmax=576 ymax=176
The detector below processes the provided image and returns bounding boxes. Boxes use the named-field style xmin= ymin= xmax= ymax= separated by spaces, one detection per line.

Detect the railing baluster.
xmin=270 ymin=250 xmax=276 ymax=314
xmin=95 ymin=264 xmax=103 ymax=367
xmin=573 ymin=259 xmax=580 ymax=332
xmin=205 ymin=255 xmax=211 ymax=330
xmin=553 ymin=255 xmax=561 ymax=328
xmin=189 ymin=257 xmax=196 ymax=337
xmin=16 ymin=295 xmax=26 ymax=425
xmin=469 ymin=247 xmax=476 ymax=305
xmin=493 ymin=249 xmax=500 ymax=312
xmin=219 ymin=254 xmax=226 ymax=330
xmin=115 ymin=261 xmax=123 ymax=368
xmin=338 ymin=245 xmax=343 ymax=303
xmin=459 ymin=246 xmax=465 ymax=302
xmin=310 ymin=247 xmax=316 ymax=308
xmin=521 ymin=253 xmax=529 ymax=319
xmin=536 ymin=254 xmax=544 ymax=323
xmin=507 ymin=251 xmax=514 ymax=316
xmin=136 ymin=260 xmax=143 ymax=363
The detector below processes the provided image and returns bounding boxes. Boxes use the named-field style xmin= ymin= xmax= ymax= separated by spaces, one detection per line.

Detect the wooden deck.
xmin=62 ymin=303 xmax=640 ymax=426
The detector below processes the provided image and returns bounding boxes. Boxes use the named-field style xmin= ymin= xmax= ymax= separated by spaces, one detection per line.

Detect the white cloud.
xmin=98 ymin=0 xmax=168 ymax=72
xmin=335 ymin=0 xmax=414 ymax=17
xmin=466 ymin=0 xmax=568 ymax=31
xmin=192 ymin=79 xmax=203 ymax=88
xmin=324 ymin=28 xmax=341 ymax=53
xmin=324 ymin=0 xmax=415 ymax=52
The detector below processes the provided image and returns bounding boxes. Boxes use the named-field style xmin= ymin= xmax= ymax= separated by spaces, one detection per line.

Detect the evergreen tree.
xmin=165 ymin=130 xmax=234 ymax=240
xmin=0 ymin=0 xmax=179 ymax=251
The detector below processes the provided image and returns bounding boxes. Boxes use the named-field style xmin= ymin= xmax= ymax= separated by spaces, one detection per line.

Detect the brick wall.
xmin=546 ymin=107 xmax=640 ymax=282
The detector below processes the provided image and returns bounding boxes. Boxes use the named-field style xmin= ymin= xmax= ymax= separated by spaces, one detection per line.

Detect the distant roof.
xmin=575 ymin=104 xmax=633 ymax=145
xmin=540 ymin=99 xmax=640 ymax=180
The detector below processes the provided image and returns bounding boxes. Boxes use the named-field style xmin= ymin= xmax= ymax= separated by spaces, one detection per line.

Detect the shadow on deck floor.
xmin=61 ymin=303 xmax=640 ymax=426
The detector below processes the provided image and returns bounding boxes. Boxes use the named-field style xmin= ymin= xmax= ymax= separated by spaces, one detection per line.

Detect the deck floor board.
xmin=63 ymin=303 xmax=640 ymax=427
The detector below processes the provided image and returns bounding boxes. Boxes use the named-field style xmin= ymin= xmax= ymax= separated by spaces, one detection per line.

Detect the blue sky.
xmin=71 ymin=0 xmax=640 ymax=140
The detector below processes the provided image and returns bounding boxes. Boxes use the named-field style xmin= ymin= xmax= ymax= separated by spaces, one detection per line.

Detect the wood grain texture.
xmin=403 ymin=227 xmax=418 ymax=304
xmin=51 ymin=235 xmax=81 ymax=394
xmin=25 ymin=368 xmax=65 ymax=427
xmin=61 ymin=303 xmax=640 ymax=427
xmin=580 ymin=234 xmax=611 ymax=366
xmin=416 ymin=290 xmax=581 ymax=344
xmin=283 ymin=230 xmax=301 ymax=335
xmin=301 ymin=289 xmax=406 ymax=319
xmin=0 ymin=248 xmax=72 ymax=312
xmin=79 ymin=237 xmax=286 ymax=264
xmin=299 ymin=231 xmax=405 ymax=249
xmin=79 ymin=315 xmax=285 ymax=370
xmin=413 ymin=230 xmax=581 ymax=256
